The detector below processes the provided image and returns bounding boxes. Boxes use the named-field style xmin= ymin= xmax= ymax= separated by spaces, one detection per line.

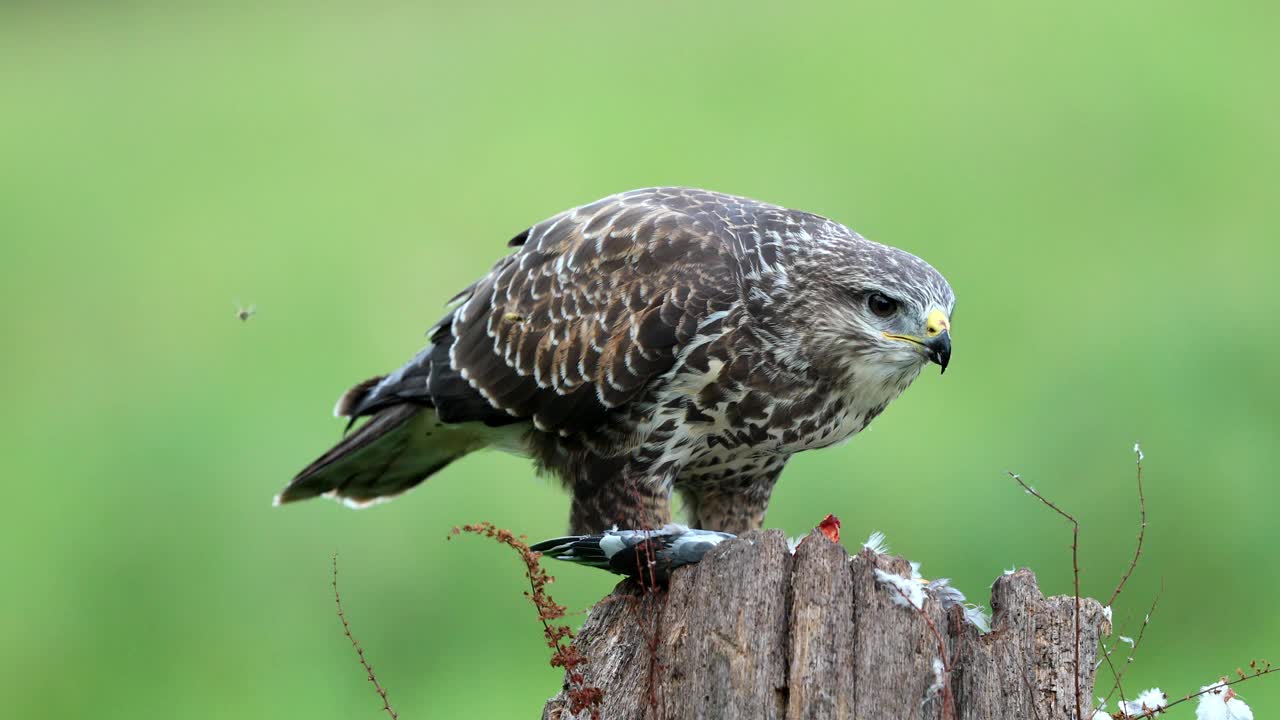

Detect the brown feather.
xmin=333 ymin=376 xmax=385 ymax=418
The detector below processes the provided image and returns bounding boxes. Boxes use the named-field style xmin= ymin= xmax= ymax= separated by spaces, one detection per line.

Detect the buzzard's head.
xmin=792 ymin=232 xmax=955 ymax=382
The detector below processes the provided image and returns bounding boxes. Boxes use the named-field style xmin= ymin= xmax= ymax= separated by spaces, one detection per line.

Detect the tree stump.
xmin=542 ymin=529 xmax=1110 ymax=719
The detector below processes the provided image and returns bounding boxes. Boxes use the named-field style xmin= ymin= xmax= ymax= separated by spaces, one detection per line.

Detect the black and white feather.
xmin=530 ymin=525 xmax=735 ymax=581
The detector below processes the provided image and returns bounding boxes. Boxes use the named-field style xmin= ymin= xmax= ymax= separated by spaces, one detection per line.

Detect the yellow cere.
xmin=925 ymin=309 xmax=950 ymax=338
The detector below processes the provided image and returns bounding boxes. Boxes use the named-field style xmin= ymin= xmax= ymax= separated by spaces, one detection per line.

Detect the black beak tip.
xmin=927 ymin=332 xmax=952 ymax=375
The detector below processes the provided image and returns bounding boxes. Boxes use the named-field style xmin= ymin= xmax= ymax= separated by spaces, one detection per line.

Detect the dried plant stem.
xmin=1011 ymin=473 xmax=1082 ymax=720
xmin=885 ymin=582 xmax=956 ymax=720
xmin=1106 ymin=447 xmax=1147 ymax=608
xmin=1101 ymin=584 xmax=1163 ymax=710
xmin=633 ymin=533 xmax=666 ymax=719
xmin=1096 ymin=637 xmax=1129 ymax=714
xmin=331 ymin=553 xmax=399 ymax=720
xmin=1020 ymin=667 xmax=1045 ymax=720
xmin=1092 ymin=444 xmax=1151 ymax=716
xmin=1127 ymin=662 xmax=1278 ymax=719
xmin=450 ymin=522 xmax=603 ymax=719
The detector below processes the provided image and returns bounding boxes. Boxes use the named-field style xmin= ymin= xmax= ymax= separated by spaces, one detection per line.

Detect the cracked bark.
xmin=541 ymin=529 xmax=1110 ymax=720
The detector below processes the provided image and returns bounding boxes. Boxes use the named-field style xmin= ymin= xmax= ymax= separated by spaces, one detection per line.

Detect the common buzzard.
xmin=276 ymin=188 xmax=954 ymax=534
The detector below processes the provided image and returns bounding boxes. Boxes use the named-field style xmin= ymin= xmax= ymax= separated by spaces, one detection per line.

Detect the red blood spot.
xmin=817 ymin=514 xmax=841 ymax=543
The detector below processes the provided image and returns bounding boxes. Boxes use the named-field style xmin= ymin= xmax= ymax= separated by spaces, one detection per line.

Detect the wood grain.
xmin=542 ymin=530 xmax=1109 ymax=719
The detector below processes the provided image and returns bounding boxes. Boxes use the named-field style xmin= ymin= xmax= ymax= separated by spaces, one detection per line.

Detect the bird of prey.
xmin=275 ymin=187 xmax=954 ymax=535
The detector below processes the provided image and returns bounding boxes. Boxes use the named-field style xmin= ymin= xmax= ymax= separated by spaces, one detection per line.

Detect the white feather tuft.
xmin=874 ymin=568 xmax=926 ymax=610
xmin=862 ymin=531 xmax=890 ymax=555
xmin=1120 ymin=688 xmax=1167 ymax=717
xmin=1196 ymin=680 xmax=1253 ymax=720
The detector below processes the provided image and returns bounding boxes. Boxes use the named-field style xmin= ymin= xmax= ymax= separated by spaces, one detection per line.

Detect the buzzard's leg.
xmin=681 ymin=491 xmax=770 ymax=534
xmin=568 ymin=478 xmax=670 ymax=535
xmin=567 ymin=459 xmax=674 ymax=535
xmin=680 ymin=455 xmax=790 ymax=534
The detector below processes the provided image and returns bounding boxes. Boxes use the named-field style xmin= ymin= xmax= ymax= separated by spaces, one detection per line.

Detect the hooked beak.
xmin=925 ymin=330 xmax=951 ymax=374
xmin=884 ymin=308 xmax=952 ymax=374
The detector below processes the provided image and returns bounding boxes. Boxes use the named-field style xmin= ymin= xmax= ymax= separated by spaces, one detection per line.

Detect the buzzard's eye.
xmin=867 ymin=292 xmax=899 ymax=318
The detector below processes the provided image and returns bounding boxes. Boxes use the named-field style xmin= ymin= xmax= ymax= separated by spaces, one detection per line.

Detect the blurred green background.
xmin=2 ymin=1 xmax=1277 ymax=717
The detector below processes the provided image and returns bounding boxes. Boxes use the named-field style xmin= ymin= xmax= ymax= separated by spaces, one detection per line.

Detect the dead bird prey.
xmin=533 ymin=515 xmax=840 ymax=581
xmin=530 ymin=525 xmax=736 ymax=582
xmin=275 ymin=187 xmax=955 ymax=535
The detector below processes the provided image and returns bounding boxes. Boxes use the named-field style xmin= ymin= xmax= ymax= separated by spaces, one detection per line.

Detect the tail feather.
xmin=333 ymin=375 xmax=386 ymax=419
xmin=529 ymin=535 xmax=614 ymax=570
xmin=275 ymin=404 xmax=474 ymax=508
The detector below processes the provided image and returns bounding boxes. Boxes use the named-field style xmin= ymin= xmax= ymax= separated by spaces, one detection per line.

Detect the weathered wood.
xmin=543 ymin=530 xmax=1110 ymax=720
xmin=786 ymin=532 xmax=855 ymax=718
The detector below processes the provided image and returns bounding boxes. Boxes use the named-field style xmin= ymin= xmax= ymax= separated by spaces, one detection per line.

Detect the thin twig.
xmin=1011 ymin=472 xmax=1082 ymax=720
xmin=885 ymin=580 xmax=957 ymax=720
xmin=1096 ymin=637 xmax=1129 ymax=715
xmin=1020 ymin=665 xmax=1045 ymax=720
xmin=1093 ymin=443 xmax=1151 ymax=717
xmin=450 ymin=522 xmax=603 ymax=719
xmin=1126 ymin=661 xmax=1278 ymax=718
xmin=1102 ymin=582 xmax=1163 ymax=709
xmin=634 ymin=532 xmax=665 ymax=720
xmin=332 ymin=553 xmax=399 ymax=720
xmin=1106 ymin=444 xmax=1147 ymax=608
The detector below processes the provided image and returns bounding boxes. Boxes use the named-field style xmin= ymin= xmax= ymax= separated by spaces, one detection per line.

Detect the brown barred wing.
xmin=449 ymin=192 xmax=741 ymax=435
